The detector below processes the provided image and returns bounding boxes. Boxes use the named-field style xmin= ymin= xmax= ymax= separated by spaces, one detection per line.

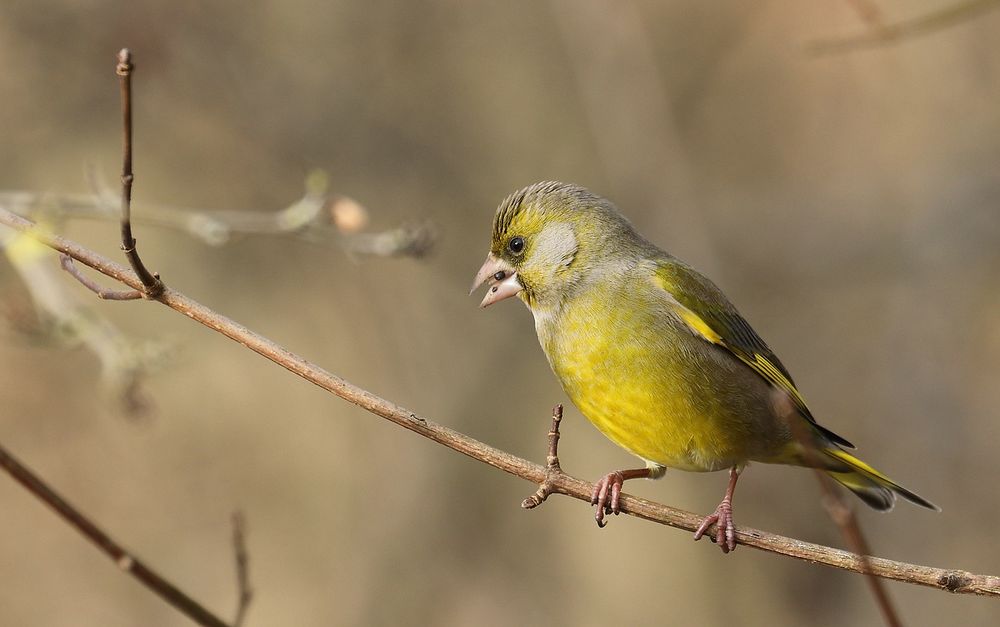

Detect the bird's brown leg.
xmin=591 ymin=468 xmax=654 ymax=528
xmin=693 ymin=466 xmax=741 ymax=553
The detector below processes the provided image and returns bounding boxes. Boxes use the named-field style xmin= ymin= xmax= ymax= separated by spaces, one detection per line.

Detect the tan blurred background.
xmin=2 ymin=1 xmax=1000 ymax=625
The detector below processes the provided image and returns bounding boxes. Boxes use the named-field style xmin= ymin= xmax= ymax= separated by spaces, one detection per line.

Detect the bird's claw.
xmin=693 ymin=500 xmax=736 ymax=553
xmin=591 ymin=471 xmax=625 ymax=528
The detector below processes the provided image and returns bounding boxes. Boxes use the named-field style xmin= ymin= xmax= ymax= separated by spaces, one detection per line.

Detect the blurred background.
xmin=2 ymin=1 xmax=999 ymax=625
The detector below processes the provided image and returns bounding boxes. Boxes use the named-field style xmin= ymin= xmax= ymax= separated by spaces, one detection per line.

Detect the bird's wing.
xmin=653 ymin=259 xmax=854 ymax=449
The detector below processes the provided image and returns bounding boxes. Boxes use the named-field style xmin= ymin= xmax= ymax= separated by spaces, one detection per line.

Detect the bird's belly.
xmin=569 ymin=376 xmax=739 ymax=472
xmin=549 ymin=322 xmax=779 ymax=472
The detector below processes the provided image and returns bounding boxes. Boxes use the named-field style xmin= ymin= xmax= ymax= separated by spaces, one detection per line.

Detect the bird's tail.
xmin=822 ymin=448 xmax=940 ymax=512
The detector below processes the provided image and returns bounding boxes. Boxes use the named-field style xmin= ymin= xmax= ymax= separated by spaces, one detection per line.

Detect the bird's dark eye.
xmin=508 ymin=236 xmax=525 ymax=254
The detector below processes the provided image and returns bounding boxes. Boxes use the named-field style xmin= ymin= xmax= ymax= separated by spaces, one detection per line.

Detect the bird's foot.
xmin=591 ymin=471 xmax=626 ymax=528
xmin=693 ymin=499 xmax=736 ymax=553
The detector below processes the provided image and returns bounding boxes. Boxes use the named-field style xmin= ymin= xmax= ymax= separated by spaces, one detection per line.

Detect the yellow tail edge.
xmin=823 ymin=448 xmax=940 ymax=512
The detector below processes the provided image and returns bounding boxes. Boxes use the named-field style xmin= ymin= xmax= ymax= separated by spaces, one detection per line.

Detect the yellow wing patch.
xmin=676 ymin=309 xmax=722 ymax=344
xmin=674 ymin=304 xmax=810 ymax=415
xmin=749 ymin=353 xmax=809 ymax=412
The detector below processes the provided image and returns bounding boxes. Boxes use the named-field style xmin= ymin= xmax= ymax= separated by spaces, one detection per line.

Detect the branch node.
xmin=116 ymin=554 xmax=135 ymax=571
xmin=521 ymin=482 xmax=556 ymax=509
xmin=938 ymin=571 xmax=973 ymax=593
xmin=115 ymin=48 xmax=133 ymax=76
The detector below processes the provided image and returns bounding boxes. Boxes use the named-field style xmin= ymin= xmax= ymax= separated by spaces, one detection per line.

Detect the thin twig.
xmin=230 ymin=512 xmax=253 ymax=627
xmin=2 ymin=208 xmax=996 ymax=597
xmin=521 ymin=404 xmax=563 ymax=509
xmin=808 ymin=0 xmax=1000 ymax=55
xmin=0 ymin=439 xmax=229 ymax=627
xmin=60 ymin=254 xmax=142 ymax=300
xmin=115 ymin=49 xmax=162 ymax=296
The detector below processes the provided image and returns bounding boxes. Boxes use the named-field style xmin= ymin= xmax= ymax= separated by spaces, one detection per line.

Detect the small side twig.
xmin=230 ymin=512 xmax=253 ymax=627
xmin=60 ymin=254 xmax=142 ymax=300
xmin=0 ymin=439 xmax=229 ymax=627
xmin=115 ymin=49 xmax=162 ymax=297
xmin=521 ymin=404 xmax=565 ymax=509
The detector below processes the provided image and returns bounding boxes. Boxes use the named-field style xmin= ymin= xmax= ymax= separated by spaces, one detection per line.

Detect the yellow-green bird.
xmin=471 ymin=181 xmax=938 ymax=553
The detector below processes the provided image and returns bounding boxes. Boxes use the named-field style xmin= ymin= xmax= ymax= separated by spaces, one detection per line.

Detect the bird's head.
xmin=470 ymin=181 xmax=642 ymax=310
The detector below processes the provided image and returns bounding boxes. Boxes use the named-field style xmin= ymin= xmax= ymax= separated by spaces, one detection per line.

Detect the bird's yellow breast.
xmin=537 ymin=286 xmax=767 ymax=472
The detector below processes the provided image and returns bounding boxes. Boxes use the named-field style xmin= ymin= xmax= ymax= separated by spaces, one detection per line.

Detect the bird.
xmin=470 ymin=181 xmax=938 ymax=553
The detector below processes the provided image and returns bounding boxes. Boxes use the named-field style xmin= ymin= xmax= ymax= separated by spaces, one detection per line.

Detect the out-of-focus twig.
xmin=115 ymin=49 xmax=162 ymax=297
xmin=0 ymin=225 xmax=162 ymax=416
xmin=3 ymin=208 xmax=997 ymax=597
xmin=780 ymin=391 xmax=903 ymax=627
xmin=816 ymin=477 xmax=902 ymax=627
xmin=0 ymin=186 xmax=434 ymax=256
xmin=339 ymin=222 xmax=435 ymax=259
xmin=0 ymin=439 xmax=230 ymax=627
xmin=230 ymin=512 xmax=253 ymax=627
xmin=808 ymin=0 xmax=1000 ymax=55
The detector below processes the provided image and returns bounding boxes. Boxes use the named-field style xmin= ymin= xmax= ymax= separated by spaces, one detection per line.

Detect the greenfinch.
xmin=471 ymin=181 xmax=938 ymax=553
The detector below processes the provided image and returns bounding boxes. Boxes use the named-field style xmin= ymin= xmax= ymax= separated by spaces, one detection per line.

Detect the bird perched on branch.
xmin=471 ymin=181 xmax=938 ymax=553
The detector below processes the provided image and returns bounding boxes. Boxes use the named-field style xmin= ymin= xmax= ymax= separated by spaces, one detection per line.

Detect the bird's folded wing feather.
xmin=653 ymin=259 xmax=854 ymax=449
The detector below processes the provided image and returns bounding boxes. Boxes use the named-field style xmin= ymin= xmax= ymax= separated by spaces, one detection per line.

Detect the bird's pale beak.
xmin=470 ymin=253 xmax=522 ymax=308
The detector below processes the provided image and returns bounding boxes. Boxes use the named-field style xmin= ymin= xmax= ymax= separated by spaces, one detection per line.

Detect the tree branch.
xmin=1 ymin=207 xmax=997 ymax=598
xmin=0 ymin=438 xmax=230 ymax=627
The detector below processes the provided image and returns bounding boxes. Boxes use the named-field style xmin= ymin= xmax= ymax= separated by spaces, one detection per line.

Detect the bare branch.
xmin=808 ymin=0 xmax=1000 ymax=55
xmin=2 ymin=208 xmax=996 ymax=597
xmin=0 ymin=439 xmax=230 ymax=627
xmin=115 ymin=49 xmax=163 ymax=297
